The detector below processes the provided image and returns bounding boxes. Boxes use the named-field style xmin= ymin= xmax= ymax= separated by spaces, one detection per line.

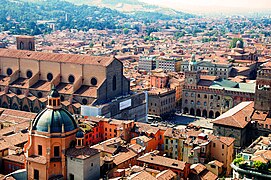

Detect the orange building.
xmin=24 ymin=86 xmax=78 ymax=179
xmin=79 ymin=117 xmax=135 ymax=146
xmin=130 ymin=122 xmax=167 ymax=153
xmin=150 ymin=69 xmax=169 ymax=88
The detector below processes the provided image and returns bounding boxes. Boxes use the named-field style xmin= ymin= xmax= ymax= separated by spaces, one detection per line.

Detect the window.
xmin=20 ymin=41 xmax=24 ymax=50
xmin=17 ymin=89 xmax=22 ymax=95
xmin=90 ymin=77 xmax=97 ymax=86
xmin=38 ymin=145 xmax=42 ymax=156
xmin=165 ymin=139 xmax=168 ymax=144
xmin=53 ymin=100 xmax=56 ymax=106
xmin=26 ymin=70 xmax=33 ymax=78
xmin=210 ymin=95 xmax=213 ymax=99
xmin=222 ymin=144 xmax=224 ymax=149
xmin=204 ymin=95 xmax=207 ymax=99
xmin=29 ymin=42 xmax=33 ymax=50
xmin=197 ymin=101 xmax=200 ymax=105
xmin=37 ymin=92 xmax=43 ymax=98
xmin=6 ymin=68 xmax=13 ymax=76
xmin=69 ymin=174 xmax=74 ymax=180
xmin=82 ymin=98 xmax=88 ymax=105
xmin=197 ymin=94 xmax=200 ymax=98
xmin=47 ymin=73 xmax=53 ymax=81
xmin=54 ymin=146 xmax=60 ymax=157
xmin=112 ymin=75 xmax=117 ymax=91
xmin=68 ymin=75 xmax=75 ymax=83
xmin=34 ymin=169 xmax=39 ymax=180
xmin=204 ymin=102 xmax=207 ymax=106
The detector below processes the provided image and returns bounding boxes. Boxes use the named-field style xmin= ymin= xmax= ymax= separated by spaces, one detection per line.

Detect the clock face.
xmin=188 ymin=78 xmax=194 ymax=84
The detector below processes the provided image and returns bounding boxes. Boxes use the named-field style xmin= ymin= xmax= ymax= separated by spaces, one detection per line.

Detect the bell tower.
xmin=254 ymin=68 xmax=271 ymax=112
xmin=185 ymin=54 xmax=200 ymax=87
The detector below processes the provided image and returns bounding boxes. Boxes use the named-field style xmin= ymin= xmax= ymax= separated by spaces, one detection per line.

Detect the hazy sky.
xmin=139 ymin=0 xmax=271 ymax=14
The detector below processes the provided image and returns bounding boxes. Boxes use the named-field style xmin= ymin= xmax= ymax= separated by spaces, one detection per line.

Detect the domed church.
xmin=24 ymin=86 xmax=100 ymax=180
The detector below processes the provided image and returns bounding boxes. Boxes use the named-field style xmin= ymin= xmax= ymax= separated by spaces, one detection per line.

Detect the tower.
xmin=24 ymin=86 xmax=78 ymax=179
xmin=16 ymin=36 xmax=35 ymax=51
xmin=185 ymin=54 xmax=200 ymax=87
xmin=254 ymin=68 xmax=271 ymax=112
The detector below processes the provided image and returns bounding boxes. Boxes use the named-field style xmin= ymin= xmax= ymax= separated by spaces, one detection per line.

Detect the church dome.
xmin=236 ymin=40 xmax=242 ymax=48
xmin=32 ymin=108 xmax=78 ymax=133
xmin=31 ymin=86 xmax=77 ymax=133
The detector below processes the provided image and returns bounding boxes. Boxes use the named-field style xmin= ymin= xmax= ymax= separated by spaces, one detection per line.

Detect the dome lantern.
xmin=47 ymin=85 xmax=61 ymax=109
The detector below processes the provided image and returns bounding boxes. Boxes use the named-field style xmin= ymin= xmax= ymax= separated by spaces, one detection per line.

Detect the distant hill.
xmin=64 ymin=0 xmax=194 ymax=19
xmin=0 ymin=0 xmax=128 ymax=35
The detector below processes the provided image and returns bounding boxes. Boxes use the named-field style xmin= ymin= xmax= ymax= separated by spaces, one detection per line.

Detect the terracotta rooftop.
xmin=0 ymin=49 xmax=114 ymax=66
xmin=212 ymin=101 xmax=254 ymax=128
xmin=2 ymin=153 xmax=25 ymax=164
xmin=113 ymin=149 xmax=137 ymax=166
xmin=208 ymin=160 xmax=224 ymax=168
xmin=129 ymin=170 xmax=157 ymax=180
xmin=209 ymin=134 xmax=235 ymax=146
xmin=27 ymin=155 xmax=46 ymax=164
xmin=66 ymin=147 xmax=99 ymax=160
xmin=137 ymin=152 xmax=187 ymax=171
xmin=156 ymin=169 xmax=176 ymax=180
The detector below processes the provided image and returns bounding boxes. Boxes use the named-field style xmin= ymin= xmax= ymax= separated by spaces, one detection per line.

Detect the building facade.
xmin=0 ymin=46 xmax=146 ymax=122
xmin=148 ymin=88 xmax=176 ymax=119
xmin=182 ymin=59 xmax=255 ymax=118
xmin=181 ymin=59 xmax=233 ymax=79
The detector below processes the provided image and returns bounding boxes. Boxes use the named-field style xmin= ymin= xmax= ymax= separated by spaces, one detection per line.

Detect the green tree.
xmin=123 ymin=28 xmax=129 ymax=35
xmin=89 ymin=42 xmax=94 ymax=48
xmin=233 ymin=157 xmax=244 ymax=165
xmin=253 ymin=160 xmax=266 ymax=170
xmin=230 ymin=38 xmax=244 ymax=48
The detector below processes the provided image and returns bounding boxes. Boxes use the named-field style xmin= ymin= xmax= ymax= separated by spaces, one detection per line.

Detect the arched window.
xmin=16 ymin=89 xmax=22 ymax=95
xmin=112 ymin=75 xmax=117 ymax=91
xmin=90 ymin=77 xmax=97 ymax=86
xmin=26 ymin=70 xmax=33 ymax=78
xmin=37 ymin=92 xmax=43 ymax=98
xmin=20 ymin=41 xmax=24 ymax=50
xmin=29 ymin=42 xmax=33 ymax=50
xmin=47 ymin=73 xmax=53 ymax=81
xmin=68 ymin=75 xmax=75 ymax=84
xmin=82 ymin=98 xmax=88 ymax=105
xmin=6 ymin=68 xmax=13 ymax=76
xmin=197 ymin=101 xmax=200 ymax=105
